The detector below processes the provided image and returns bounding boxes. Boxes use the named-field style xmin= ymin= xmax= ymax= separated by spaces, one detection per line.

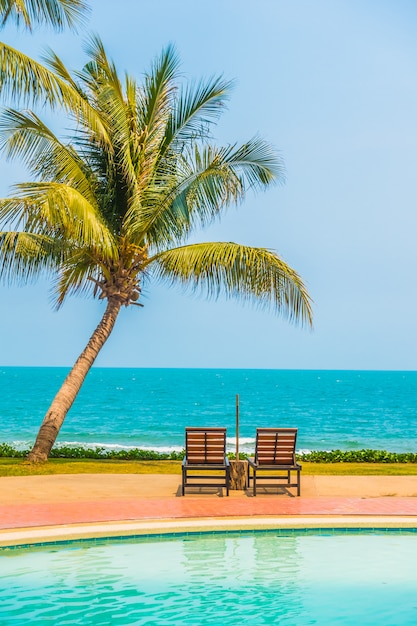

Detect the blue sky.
xmin=1 ymin=0 xmax=417 ymax=370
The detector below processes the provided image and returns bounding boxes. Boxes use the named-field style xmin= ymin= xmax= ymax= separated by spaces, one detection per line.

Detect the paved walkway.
xmin=1 ymin=474 xmax=417 ymax=533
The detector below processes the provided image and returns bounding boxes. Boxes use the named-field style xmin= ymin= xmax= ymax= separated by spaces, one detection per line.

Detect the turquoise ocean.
xmin=1 ymin=367 xmax=417 ymax=453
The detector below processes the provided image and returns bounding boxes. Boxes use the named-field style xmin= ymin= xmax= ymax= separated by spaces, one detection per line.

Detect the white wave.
xmin=59 ymin=440 xmax=185 ymax=453
xmin=59 ymin=439 xmax=258 ymax=452
xmin=60 ymin=440 xmax=142 ymax=450
xmin=6 ymin=440 xmax=314 ymax=456
xmin=9 ymin=440 xmax=34 ymax=451
xmin=227 ymin=437 xmax=255 ymax=445
xmin=226 ymin=437 xmax=255 ymax=454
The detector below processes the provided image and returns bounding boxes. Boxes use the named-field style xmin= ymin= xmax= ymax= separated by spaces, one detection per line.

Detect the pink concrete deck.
xmin=1 ymin=474 xmax=417 ymax=531
xmin=1 ymin=496 xmax=417 ymax=530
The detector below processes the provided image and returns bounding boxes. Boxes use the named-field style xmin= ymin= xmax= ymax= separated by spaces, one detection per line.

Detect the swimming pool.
xmin=1 ymin=529 xmax=417 ymax=625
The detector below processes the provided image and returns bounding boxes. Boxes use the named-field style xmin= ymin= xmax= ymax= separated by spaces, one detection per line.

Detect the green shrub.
xmin=298 ymin=449 xmax=417 ymax=463
xmin=1 ymin=443 xmax=417 ymax=463
xmin=0 ymin=443 xmax=185 ymax=460
xmin=48 ymin=446 xmax=185 ymax=460
xmin=0 ymin=443 xmax=27 ymax=458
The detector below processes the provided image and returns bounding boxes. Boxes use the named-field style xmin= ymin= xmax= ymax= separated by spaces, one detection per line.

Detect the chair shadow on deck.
xmin=245 ymin=485 xmax=298 ymax=498
xmin=176 ymin=484 xmax=228 ymax=497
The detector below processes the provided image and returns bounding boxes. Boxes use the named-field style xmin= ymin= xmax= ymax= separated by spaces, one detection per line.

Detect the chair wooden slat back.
xmin=185 ymin=427 xmax=227 ymax=464
xmin=255 ymin=428 xmax=297 ymax=465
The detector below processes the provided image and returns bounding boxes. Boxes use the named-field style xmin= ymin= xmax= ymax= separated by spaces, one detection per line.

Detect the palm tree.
xmin=0 ymin=0 xmax=89 ymax=31
xmin=0 ymin=39 xmax=313 ymax=462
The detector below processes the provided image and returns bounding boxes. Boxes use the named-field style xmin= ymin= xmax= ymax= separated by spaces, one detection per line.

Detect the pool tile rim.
xmin=1 ymin=515 xmax=417 ymax=549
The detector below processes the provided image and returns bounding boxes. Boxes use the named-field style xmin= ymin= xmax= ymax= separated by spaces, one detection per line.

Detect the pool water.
xmin=1 ymin=530 xmax=417 ymax=625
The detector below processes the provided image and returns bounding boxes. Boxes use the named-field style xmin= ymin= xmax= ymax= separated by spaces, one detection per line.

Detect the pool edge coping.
xmin=1 ymin=515 xmax=417 ymax=548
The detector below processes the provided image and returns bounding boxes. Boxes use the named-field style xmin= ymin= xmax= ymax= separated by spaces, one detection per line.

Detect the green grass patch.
xmin=0 ymin=458 xmax=183 ymax=476
xmin=302 ymin=462 xmax=417 ymax=475
xmin=2 ymin=458 xmax=417 ymax=477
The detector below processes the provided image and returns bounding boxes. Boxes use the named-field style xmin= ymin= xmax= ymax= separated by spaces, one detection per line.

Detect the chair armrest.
xmin=247 ymin=457 xmax=256 ymax=469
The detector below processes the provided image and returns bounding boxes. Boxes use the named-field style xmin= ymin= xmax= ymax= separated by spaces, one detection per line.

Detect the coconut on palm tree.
xmin=0 ymin=38 xmax=312 ymax=462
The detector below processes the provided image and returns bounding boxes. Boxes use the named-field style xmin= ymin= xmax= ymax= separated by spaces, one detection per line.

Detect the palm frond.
xmin=119 ymin=47 xmax=184 ymax=234
xmin=134 ymin=138 xmax=283 ymax=248
xmin=161 ymin=75 xmax=233 ymax=151
xmin=152 ymin=242 xmax=313 ymax=326
xmin=0 ymin=109 xmax=96 ymax=203
xmin=0 ymin=186 xmax=116 ymax=256
xmin=0 ymin=43 xmax=108 ymax=140
xmin=80 ymin=35 xmax=124 ymax=99
xmin=0 ymin=230 xmax=59 ymax=283
xmin=52 ymin=250 xmax=101 ymax=307
xmin=139 ymin=43 xmax=180 ymax=133
xmin=41 ymin=47 xmax=84 ymax=92
xmin=0 ymin=108 xmax=53 ymax=168
xmin=223 ymin=137 xmax=286 ymax=186
xmin=76 ymin=36 xmax=141 ymax=192
xmin=0 ymin=0 xmax=89 ymax=31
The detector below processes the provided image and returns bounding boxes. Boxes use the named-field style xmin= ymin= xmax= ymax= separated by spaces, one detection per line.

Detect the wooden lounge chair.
xmin=182 ymin=427 xmax=230 ymax=496
xmin=247 ymin=428 xmax=302 ymax=496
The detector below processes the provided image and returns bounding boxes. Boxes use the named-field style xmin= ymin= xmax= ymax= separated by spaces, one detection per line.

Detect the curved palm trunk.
xmin=27 ymin=297 xmax=123 ymax=462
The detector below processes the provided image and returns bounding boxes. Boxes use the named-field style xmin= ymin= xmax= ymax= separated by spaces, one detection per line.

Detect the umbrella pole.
xmin=236 ymin=394 xmax=239 ymax=460
xmin=230 ymin=393 xmax=247 ymax=490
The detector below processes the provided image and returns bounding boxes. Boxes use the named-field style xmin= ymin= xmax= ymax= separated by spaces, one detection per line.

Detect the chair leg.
xmin=253 ymin=469 xmax=257 ymax=496
xmin=182 ymin=467 xmax=186 ymax=496
xmin=297 ymin=469 xmax=301 ymax=496
xmin=226 ymin=467 xmax=230 ymax=496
